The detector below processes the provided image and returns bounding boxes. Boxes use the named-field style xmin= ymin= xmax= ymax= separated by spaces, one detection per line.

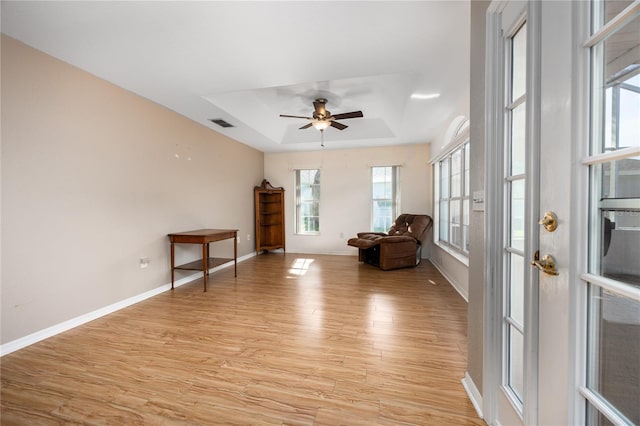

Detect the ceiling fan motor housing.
xmin=313 ymin=98 xmax=329 ymax=120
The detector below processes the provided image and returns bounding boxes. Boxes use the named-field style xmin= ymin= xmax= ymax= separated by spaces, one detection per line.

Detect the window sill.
xmin=434 ymin=241 xmax=469 ymax=267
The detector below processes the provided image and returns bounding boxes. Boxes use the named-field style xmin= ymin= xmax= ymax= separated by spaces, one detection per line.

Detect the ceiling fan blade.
xmin=330 ymin=121 xmax=348 ymax=130
xmin=280 ymin=114 xmax=312 ymax=119
xmin=313 ymin=99 xmax=328 ymax=118
xmin=331 ymin=111 xmax=363 ymax=120
xmin=299 ymin=123 xmax=314 ymax=130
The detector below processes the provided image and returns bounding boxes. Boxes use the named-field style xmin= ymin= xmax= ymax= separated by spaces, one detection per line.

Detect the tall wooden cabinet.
xmin=254 ymin=180 xmax=285 ymax=253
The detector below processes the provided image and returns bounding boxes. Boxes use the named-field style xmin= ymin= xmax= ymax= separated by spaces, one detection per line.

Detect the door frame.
xmin=483 ymin=1 xmax=542 ymax=424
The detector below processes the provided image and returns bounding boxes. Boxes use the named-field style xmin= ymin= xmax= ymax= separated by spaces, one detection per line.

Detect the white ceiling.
xmin=1 ymin=1 xmax=470 ymax=153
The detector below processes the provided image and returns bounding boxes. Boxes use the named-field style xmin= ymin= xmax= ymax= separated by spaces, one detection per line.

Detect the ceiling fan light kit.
xmin=312 ymin=120 xmax=331 ymax=131
xmin=280 ymin=98 xmax=364 ymax=146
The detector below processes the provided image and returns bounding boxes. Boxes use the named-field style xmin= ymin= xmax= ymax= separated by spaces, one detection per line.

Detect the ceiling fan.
xmin=280 ymin=98 xmax=363 ymax=132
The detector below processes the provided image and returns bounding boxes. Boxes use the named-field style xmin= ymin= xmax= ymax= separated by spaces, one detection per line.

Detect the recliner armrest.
xmin=379 ymin=235 xmax=419 ymax=244
xmin=356 ymin=232 xmax=387 ymax=238
xmin=347 ymin=234 xmax=383 ymax=249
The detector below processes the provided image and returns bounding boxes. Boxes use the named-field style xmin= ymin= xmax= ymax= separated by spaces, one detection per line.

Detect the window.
xmin=434 ymin=140 xmax=470 ymax=256
xmin=295 ymin=169 xmax=320 ymax=234
xmin=371 ymin=166 xmax=399 ymax=232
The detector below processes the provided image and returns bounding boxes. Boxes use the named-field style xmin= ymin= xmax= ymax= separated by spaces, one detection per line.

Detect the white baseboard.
xmin=283 ymin=249 xmax=355 ymax=256
xmin=0 ymin=252 xmax=255 ymax=357
xmin=428 ymin=258 xmax=469 ymax=301
xmin=462 ymin=371 xmax=484 ymax=419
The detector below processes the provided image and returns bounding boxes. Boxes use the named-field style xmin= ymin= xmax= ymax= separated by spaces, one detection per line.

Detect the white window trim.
xmin=432 ymin=136 xmax=471 ymax=259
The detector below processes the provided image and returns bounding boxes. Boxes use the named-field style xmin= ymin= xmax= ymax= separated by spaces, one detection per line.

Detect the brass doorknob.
xmin=539 ymin=211 xmax=558 ymax=232
xmin=531 ymin=250 xmax=559 ymax=276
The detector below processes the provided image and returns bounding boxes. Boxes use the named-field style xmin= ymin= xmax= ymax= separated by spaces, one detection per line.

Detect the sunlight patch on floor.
xmin=289 ymin=258 xmax=314 ymax=276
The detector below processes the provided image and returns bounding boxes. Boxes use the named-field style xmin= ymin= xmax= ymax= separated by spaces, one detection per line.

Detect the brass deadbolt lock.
xmin=539 ymin=211 xmax=558 ymax=232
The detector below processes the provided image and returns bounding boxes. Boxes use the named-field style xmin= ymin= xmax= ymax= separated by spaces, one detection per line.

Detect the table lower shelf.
xmin=174 ymin=257 xmax=233 ymax=271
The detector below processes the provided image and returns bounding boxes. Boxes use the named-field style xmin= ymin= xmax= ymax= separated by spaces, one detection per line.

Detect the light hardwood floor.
xmin=1 ymin=254 xmax=485 ymax=425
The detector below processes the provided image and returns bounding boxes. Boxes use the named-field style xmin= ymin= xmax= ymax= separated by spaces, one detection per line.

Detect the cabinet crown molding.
xmin=255 ymin=179 xmax=284 ymax=191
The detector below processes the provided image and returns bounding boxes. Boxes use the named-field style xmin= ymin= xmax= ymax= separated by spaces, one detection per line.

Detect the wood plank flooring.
xmin=1 ymin=254 xmax=484 ymax=425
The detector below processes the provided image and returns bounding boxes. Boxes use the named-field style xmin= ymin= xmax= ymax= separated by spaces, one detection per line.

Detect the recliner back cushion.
xmin=387 ymin=214 xmax=432 ymax=242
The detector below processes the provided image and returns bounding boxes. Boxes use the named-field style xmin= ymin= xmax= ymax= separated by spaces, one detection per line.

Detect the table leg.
xmin=171 ymin=242 xmax=175 ymax=290
xmin=234 ymin=232 xmax=238 ymax=277
xmin=202 ymin=243 xmax=208 ymax=292
xmin=206 ymin=243 xmax=210 ymax=276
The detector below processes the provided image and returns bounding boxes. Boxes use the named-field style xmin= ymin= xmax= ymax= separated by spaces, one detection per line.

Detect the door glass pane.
xmin=509 ymin=326 xmax=524 ymax=402
xmin=593 ymin=0 xmax=636 ymax=31
xmin=510 ymin=253 xmax=525 ymax=326
xmin=600 ymin=208 xmax=640 ymax=286
xmin=587 ymin=286 xmax=640 ymax=425
xmin=601 ymin=157 xmax=640 ymax=199
xmin=596 ymin=156 xmax=640 ymax=286
xmin=592 ymin=15 xmax=640 ymax=154
xmin=618 ymin=78 xmax=640 ymax=148
xmin=511 ymin=179 xmax=525 ymax=251
xmin=511 ymin=103 xmax=527 ymax=175
xmin=512 ymin=22 xmax=527 ymax=102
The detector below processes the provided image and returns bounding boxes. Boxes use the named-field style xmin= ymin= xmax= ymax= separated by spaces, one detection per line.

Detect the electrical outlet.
xmin=140 ymin=257 xmax=150 ymax=269
xmin=247 ymin=234 xmax=251 ymax=241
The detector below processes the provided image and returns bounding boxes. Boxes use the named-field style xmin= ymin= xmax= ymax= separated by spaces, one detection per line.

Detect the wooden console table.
xmin=168 ymin=229 xmax=238 ymax=292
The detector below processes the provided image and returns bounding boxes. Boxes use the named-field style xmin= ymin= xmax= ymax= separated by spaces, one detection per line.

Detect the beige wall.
xmin=1 ymin=36 xmax=264 ymax=344
xmin=426 ymin=0 xmax=487 ymax=400
xmin=467 ymin=0 xmax=490 ymax=397
xmin=264 ymin=144 xmax=432 ymax=256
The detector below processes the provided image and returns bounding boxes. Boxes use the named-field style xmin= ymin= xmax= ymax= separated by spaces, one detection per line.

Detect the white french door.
xmin=485 ymin=1 xmax=537 ymax=424
xmin=579 ymin=1 xmax=640 ymax=424
xmin=485 ymin=1 xmax=640 ymax=425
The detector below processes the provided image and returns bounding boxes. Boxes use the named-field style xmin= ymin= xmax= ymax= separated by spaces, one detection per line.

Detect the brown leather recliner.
xmin=347 ymin=214 xmax=433 ymax=270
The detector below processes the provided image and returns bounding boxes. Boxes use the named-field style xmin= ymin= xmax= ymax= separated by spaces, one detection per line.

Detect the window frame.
xmin=371 ymin=165 xmax=400 ymax=232
xmin=294 ymin=168 xmax=321 ymax=235
xmin=433 ymin=129 xmax=471 ymax=260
